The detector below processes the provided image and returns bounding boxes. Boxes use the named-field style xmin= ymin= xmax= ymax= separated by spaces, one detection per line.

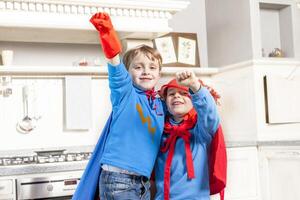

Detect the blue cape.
xmin=72 ymin=113 xmax=112 ymax=200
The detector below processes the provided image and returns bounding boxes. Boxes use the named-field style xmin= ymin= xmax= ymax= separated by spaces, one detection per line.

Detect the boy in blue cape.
xmin=72 ymin=12 xmax=165 ymax=200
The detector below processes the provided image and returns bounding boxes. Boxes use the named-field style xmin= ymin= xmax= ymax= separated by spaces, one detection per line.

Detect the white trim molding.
xmin=0 ymin=0 xmax=190 ymax=43
xmin=0 ymin=66 xmax=218 ymax=78
xmin=218 ymin=58 xmax=300 ymax=73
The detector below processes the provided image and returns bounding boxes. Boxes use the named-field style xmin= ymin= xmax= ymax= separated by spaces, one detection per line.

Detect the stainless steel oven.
xmin=16 ymin=171 xmax=82 ymax=200
xmin=1 ymin=150 xmax=90 ymax=199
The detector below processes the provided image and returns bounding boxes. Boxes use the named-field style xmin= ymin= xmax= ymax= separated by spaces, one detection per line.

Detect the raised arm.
xmin=90 ymin=12 xmax=132 ymax=108
xmin=176 ymin=71 xmax=220 ymax=142
xmin=90 ymin=12 xmax=122 ymax=65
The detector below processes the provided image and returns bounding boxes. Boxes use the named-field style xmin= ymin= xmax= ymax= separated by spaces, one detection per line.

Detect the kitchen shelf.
xmin=206 ymin=0 xmax=300 ymax=67
xmin=259 ymin=1 xmax=294 ymax=58
xmin=0 ymin=66 xmax=219 ymax=77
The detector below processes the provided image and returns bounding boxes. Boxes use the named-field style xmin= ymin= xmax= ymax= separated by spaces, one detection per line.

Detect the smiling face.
xmin=166 ymin=87 xmax=193 ymax=122
xmin=128 ymin=52 xmax=161 ymax=91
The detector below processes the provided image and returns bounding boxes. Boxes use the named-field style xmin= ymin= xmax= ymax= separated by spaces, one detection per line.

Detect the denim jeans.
xmin=99 ymin=170 xmax=150 ymax=200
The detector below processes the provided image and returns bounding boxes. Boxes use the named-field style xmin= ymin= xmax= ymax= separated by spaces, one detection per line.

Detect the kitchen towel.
xmin=64 ymin=76 xmax=92 ymax=130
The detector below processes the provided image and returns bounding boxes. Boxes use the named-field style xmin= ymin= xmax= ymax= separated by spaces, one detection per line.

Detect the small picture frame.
xmin=178 ymin=37 xmax=197 ymax=65
xmin=153 ymin=36 xmax=177 ymax=64
xmin=153 ymin=32 xmax=200 ymax=67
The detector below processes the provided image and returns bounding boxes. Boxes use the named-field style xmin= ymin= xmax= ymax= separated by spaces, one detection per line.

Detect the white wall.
xmin=205 ymin=0 xmax=253 ymax=67
xmin=170 ymin=0 xmax=208 ymax=67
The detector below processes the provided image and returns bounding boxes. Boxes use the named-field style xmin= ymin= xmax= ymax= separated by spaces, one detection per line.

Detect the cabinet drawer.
xmin=0 ymin=180 xmax=13 ymax=195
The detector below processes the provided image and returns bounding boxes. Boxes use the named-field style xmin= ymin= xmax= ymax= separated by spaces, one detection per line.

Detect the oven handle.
xmin=62 ymin=178 xmax=79 ymax=191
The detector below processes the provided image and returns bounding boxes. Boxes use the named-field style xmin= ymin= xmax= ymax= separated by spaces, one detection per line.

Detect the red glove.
xmin=90 ymin=12 xmax=122 ymax=59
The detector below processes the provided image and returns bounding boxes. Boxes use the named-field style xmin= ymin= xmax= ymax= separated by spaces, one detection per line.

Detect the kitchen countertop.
xmin=257 ymin=140 xmax=300 ymax=146
xmin=226 ymin=140 xmax=300 ymax=148
xmin=226 ymin=141 xmax=257 ymax=148
xmin=2 ymin=141 xmax=300 ymax=177
xmin=0 ymin=160 xmax=88 ymax=177
xmin=0 ymin=145 xmax=92 ymax=177
xmin=0 ymin=145 xmax=94 ymax=157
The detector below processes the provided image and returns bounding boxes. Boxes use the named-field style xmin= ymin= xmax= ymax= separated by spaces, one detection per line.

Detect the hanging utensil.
xmin=16 ymin=85 xmax=36 ymax=134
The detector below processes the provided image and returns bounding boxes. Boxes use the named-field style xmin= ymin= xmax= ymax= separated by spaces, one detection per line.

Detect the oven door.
xmin=16 ymin=172 xmax=81 ymax=200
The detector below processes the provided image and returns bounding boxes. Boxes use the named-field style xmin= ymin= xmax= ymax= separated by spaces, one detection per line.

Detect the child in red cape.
xmin=153 ymin=71 xmax=227 ymax=200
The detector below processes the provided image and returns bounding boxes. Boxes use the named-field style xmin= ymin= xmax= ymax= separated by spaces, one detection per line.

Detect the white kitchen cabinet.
xmin=206 ymin=2 xmax=300 ymax=199
xmin=221 ymin=147 xmax=260 ymax=200
xmin=259 ymin=146 xmax=300 ymax=200
xmin=211 ymin=145 xmax=300 ymax=200
xmin=226 ymin=147 xmax=260 ymax=200
xmin=212 ymin=59 xmax=300 ymax=142
xmin=0 ymin=178 xmax=16 ymax=200
xmin=210 ymin=59 xmax=300 ymax=200
xmin=211 ymin=146 xmax=260 ymax=200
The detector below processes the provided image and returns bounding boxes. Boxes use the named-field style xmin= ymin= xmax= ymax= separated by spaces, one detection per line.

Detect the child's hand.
xmin=176 ymin=70 xmax=201 ymax=93
xmin=90 ymin=12 xmax=122 ymax=59
xmin=90 ymin=12 xmax=113 ymax=33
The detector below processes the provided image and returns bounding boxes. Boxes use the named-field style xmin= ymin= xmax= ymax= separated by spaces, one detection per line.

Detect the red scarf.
xmin=145 ymin=89 xmax=158 ymax=111
xmin=160 ymin=109 xmax=197 ymax=200
xmin=145 ymin=89 xmax=157 ymax=101
xmin=160 ymin=109 xmax=227 ymax=200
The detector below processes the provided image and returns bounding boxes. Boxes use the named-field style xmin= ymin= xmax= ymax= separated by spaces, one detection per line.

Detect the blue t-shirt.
xmin=154 ymin=88 xmax=220 ymax=200
xmin=100 ymin=62 xmax=165 ymax=178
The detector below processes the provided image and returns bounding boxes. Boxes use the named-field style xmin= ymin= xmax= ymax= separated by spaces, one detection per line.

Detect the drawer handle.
xmin=0 ymin=186 xmax=5 ymax=190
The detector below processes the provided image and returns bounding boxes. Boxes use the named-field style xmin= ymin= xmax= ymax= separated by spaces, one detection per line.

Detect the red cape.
xmin=209 ymin=125 xmax=227 ymax=200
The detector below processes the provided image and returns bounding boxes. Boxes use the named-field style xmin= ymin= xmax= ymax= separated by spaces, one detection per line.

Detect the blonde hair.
xmin=122 ymin=45 xmax=163 ymax=71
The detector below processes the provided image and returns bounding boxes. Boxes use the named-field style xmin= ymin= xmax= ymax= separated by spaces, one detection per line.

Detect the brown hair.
xmin=122 ymin=45 xmax=163 ymax=71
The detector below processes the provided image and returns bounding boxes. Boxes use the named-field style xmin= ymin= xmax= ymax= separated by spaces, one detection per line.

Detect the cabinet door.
xmin=0 ymin=179 xmax=15 ymax=200
xmin=264 ymin=75 xmax=300 ymax=124
xmin=259 ymin=146 xmax=300 ymax=200
xmin=211 ymin=147 xmax=260 ymax=200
